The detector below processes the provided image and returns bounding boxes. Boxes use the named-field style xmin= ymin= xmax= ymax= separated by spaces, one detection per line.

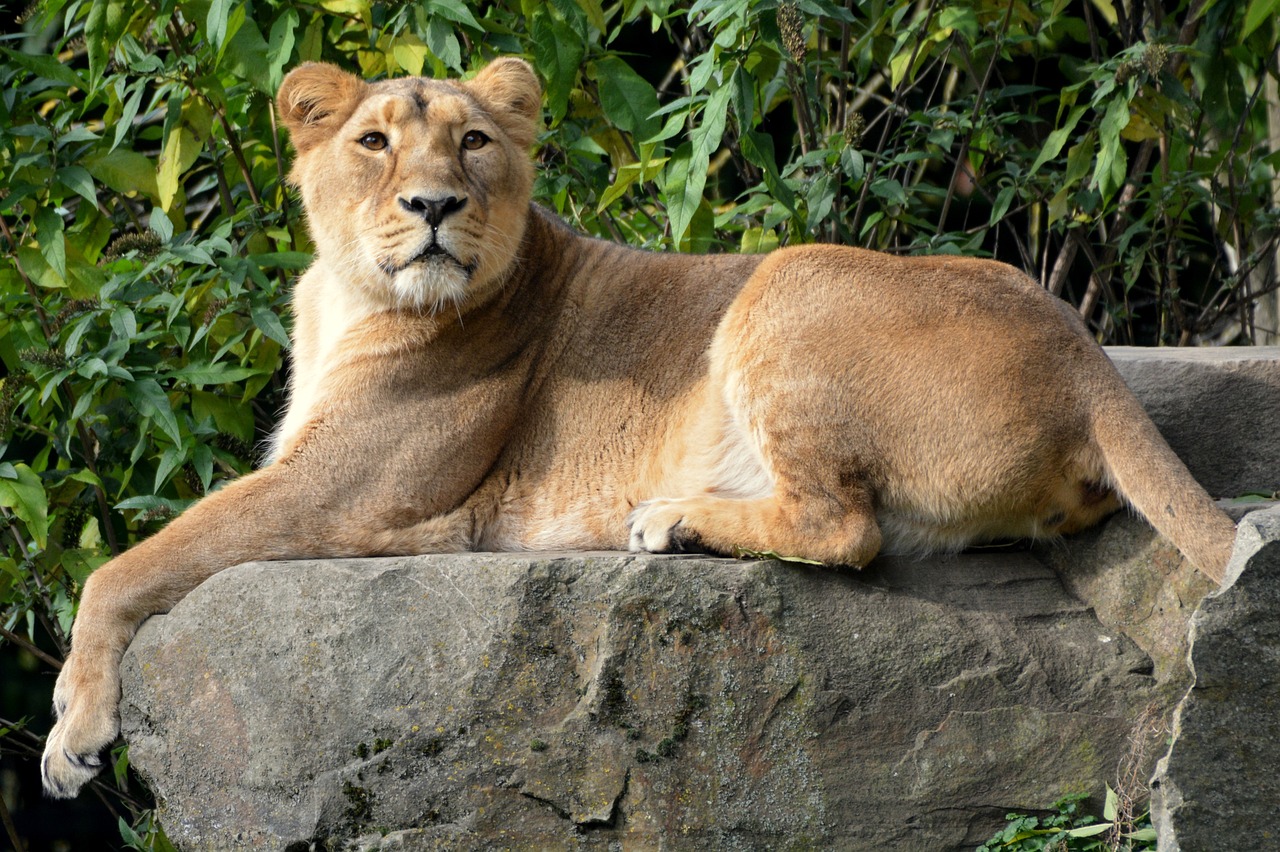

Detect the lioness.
xmin=42 ymin=58 xmax=1237 ymax=798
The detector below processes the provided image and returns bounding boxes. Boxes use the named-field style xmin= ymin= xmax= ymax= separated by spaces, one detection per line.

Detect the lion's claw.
xmin=41 ymin=742 xmax=104 ymax=799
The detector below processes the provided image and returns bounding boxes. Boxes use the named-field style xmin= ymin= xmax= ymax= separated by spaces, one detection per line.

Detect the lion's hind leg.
xmin=627 ymin=488 xmax=883 ymax=567
xmin=629 ymin=368 xmax=884 ymax=567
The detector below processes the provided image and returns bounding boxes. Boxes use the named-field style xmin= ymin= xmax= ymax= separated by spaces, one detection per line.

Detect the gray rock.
xmin=1106 ymin=345 xmax=1280 ymax=497
xmin=1150 ymin=505 xmax=1280 ymax=851
xmin=120 ymin=551 xmax=1162 ymax=850
xmin=1032 ymin=501 xmax=1272 ymax=695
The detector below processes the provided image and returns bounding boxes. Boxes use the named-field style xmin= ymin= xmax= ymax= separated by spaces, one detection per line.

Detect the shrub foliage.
xmin=1 ymin=0 xmax=1277 ymax=841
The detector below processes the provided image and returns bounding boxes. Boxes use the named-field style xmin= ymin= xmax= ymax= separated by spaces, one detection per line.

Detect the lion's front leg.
xmin=41 ymin=531 xmax=192 ymax=797
xmin=40 ymin=490 xmax=257 ymax=796
xmin=39 ymin=461 xmax=483 ymax=798
xmin=40 ymin=467 xmax=319 ymax=797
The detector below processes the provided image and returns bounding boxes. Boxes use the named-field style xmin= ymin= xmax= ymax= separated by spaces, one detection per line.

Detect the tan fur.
xmin=41 ymin=59 xmax=1237 ymax=798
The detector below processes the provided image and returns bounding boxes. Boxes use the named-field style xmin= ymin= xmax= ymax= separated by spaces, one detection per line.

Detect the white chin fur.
xmin=389 ymin=263 xmax=471 ymax=313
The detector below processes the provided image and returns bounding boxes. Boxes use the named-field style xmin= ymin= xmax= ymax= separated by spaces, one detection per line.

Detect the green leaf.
xmin=115 ymin=495 xmax=195 ymax=517
xmin=84 ymin=0 xmax=110 ymax=87
xmin=989 ymin=184 xmax=1016 ymax=226
xmin=166 ymin=363 xmax=265 ymax=386
xmin=62 ymin=550 xmax=109 ymax=586
xmin=1103 ymin=784 xmax=1118 ymax=821
xmin=574 ymin=0 xmax=606 ymax=32
xmin=224 ymin=16 xmax=271 ymax=92
xmin=0 ymin=463 xmax=49 ymax=549
xmin=298 ymin=15 xmax=325 ymax=62
xmin=126 ymin=378 xmax=183 ymax=445
xmin=207 ymin=0 xmax=233 ymax=52
xmin=392 ymin=33 xmax=429 ymax=76
xmin=84 ymin=149 xmax=160 ymax=201
xmin=1064 ymin=822 xmax=1114 ymax=838
xmin=250 ymin=252 xmax=313 ymax=270
xmin=532 ymin=11 xmax=584 ymax=123
xmin=595 ymin=57 xmax=661 ymax=137
xmin=1093 ymin=95 xmax=1131 ymax=202
xmin=739 ymin=227 xmax=779 ymax=253
xmin=741 ymin=130 xmax=796 ymax=212
xmin=805 ymin=173 xmax=836 ymax=229
xmin=112 ymin=83 xmax=146 ymax=153
xmin=870 ymin=177 xmax=907 ymax=207
xmin=1029 ymin=105 xmax=1087 ymax=177
xmin=658 ymin=83 xmax=731 ymax=244
xmin=191 ymin=443 xmax=214 ymax=492
xmin=1242 ymin=0 xmax=1280 ymax=41
xmin=662 ymin=142 xmax=708 ymax=247
xmin=78 ymin=357 xmax=109 ymax=379
xmin=0 ymin=47 xmax=87 ymax=90
xmin=192 ymin=390 xmax=256 ymax=443
xmin=110 ymin=305 xmax=138 ymax=341
xmin=426 ymin=0 xmax=484 ymax=31
xmin=597 ymin=158 xmax=668 ymax=211
xmin=425 ymin=17 xmax=463 ymax=72
xmin=150 ymin=207 xmax=174 ymax=243
xmin=157 ymin=128 xmax=201 ymax=214
xmin=118 ymin=815 xmax=144 ymax=847
xmin=67 ymin=469 xmax=104 ymax=491
xmin=267 ymin=8 xmax=300 ymax=91
xmin=691 ymin=82 xmax=733 ymax=160
xmin=733 ymin=547 xmax=824 ymax=565
xmin=35 ymin=208 xmax=67 ymax=281
xmin=154 ymin=445 xmax=185 ymax=492
xmin=251 ymin=305 xmax=292 ymax=348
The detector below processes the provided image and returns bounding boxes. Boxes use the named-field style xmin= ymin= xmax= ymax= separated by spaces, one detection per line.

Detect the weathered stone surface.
xmin=1150 ymin=505 xmax=1280 ymax=851
xmin=1106 ymin=345 xmax=1280 ymax=496
xmin=1034 ymin=501 xmax=1273 ymax=695
xmin=121 ymin=551 xmax=1162 ymax=851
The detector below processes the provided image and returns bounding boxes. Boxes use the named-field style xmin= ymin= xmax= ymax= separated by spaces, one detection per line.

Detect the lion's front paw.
xmin=41 ymin=652 xmax=121 ymax=799
xmin=627 ymin=499 xmax=707 ymax=554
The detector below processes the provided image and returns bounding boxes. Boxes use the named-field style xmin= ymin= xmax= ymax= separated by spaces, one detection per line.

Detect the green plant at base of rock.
xmin=117 ymin=811 xmax=177 ymax=852
xmin=976 ymin=788 xmax=1157 ymax=852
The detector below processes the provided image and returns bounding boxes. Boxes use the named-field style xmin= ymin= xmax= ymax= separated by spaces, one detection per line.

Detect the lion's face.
xmin=278 ymin=60 xmax=542 ymax=313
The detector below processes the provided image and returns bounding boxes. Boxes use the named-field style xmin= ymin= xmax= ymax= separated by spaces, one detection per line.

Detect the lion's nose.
xmin=399 ymin=194 xmax=467 ymax=228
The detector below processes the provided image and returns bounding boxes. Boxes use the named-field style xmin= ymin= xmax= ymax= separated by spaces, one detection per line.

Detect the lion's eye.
xmin=359 ymin=132 xmax=388 ymax=151
xmin=461 ymin=130 xmax=489 ymax=151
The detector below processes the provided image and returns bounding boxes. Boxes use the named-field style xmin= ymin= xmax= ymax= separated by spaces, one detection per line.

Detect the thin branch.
xmin=0 ymin=786 xmax=23 ymax=852
xmin=1047 ymin=231 xmax=1081 ymax=296
xmin=0 ymin=625 xmax=63 ymax=670
xmin=0 ymin=718 xmax=44 ymax=749
xmin=215 ymin=111 xmax=264 ymax=208
xmin=851 ymin=0 xmax=941 ymax=242
xmin=935 ymin=0 xmax=1015 ymax=236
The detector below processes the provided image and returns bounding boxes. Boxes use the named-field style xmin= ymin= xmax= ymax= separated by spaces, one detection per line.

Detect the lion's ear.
xmin=277 ymin=63 xmax=368 ymax=154
xmin=465 ymin=58 xmax=543 ymax=150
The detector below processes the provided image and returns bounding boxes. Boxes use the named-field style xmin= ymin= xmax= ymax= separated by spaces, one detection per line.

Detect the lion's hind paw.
xmin=627 ymin=498 xmax=708 ymax=554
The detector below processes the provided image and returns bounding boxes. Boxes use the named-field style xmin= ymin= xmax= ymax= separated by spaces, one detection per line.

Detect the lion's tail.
xmin=1088 ymin=380 xmax=1236 ymax=584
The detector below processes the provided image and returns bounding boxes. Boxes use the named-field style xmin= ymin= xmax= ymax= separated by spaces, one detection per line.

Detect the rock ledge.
xmin=123 ymin=550 xmax=1160 ymax=851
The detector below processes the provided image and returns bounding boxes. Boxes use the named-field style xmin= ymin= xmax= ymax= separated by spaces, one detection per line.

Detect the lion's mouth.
xmin=409 ymin=243 xmax=459 ymax=266
xmin=380 ymin=240 xmax=476 ymax=278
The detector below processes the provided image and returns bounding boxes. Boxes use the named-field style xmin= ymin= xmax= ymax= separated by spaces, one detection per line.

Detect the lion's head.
xmin=277 ymin=59 xmax=542 ymax=313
